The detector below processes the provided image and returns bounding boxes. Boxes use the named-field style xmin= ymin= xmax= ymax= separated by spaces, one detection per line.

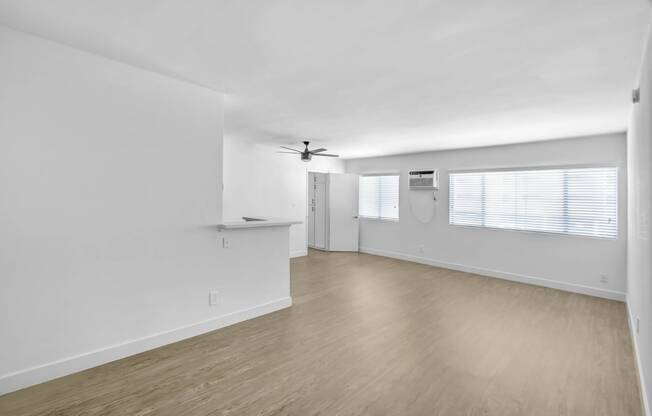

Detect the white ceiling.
xmin=0 ymin=1 xmax=649 ymax=158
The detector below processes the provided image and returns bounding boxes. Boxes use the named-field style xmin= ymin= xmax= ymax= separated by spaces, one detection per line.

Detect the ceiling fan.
xmin=277 ymin=141 xmax=339 ymax=162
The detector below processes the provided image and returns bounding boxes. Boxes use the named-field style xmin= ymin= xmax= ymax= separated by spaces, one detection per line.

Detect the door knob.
xmin=353 ymin=215 xmax=359 ymax=219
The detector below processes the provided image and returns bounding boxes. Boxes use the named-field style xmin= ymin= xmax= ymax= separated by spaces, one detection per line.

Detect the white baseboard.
xmin=290 ymin=249 xmax=308 ymax=258
xmin=359 ymin=247 xmax=625 ymax=301
xmin=628 ymin=302 xmax=651 ymax=416
xmin=0 ymin=297 xmax=292 ymax=396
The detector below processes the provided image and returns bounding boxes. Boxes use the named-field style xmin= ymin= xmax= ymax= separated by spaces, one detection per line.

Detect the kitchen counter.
xmin=217 ymin=217 xmax=302 ymax=230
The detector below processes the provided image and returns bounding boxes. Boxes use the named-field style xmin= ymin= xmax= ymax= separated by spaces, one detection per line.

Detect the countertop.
xmin=217 ymin=217 xmax=302 ymax=230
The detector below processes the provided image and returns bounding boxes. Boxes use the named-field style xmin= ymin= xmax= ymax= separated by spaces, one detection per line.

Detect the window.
xmin=449 ymin=167 xmax=618 ymax=238
xmin=359 ymin=175 xmax=399 ymax=220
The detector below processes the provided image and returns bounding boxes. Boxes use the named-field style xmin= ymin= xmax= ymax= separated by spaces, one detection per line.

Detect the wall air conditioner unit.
xmin=409 ymin=169 xmax=438 ymax=190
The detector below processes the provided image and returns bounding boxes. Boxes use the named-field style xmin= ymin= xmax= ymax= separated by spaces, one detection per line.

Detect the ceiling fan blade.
xmin=276 ymin=151 xmax=299 ymax=154
xmin=310 ymin=148 xmax=328 ymax=153
xmin=312 ymin=153 xmax=339 ymax=157
xmin=279 ymin=146 xmax=302 ymax=153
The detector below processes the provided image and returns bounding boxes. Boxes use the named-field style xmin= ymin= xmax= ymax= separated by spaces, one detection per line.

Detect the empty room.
xmin=1 ymin=1 xmax=651 ymax=415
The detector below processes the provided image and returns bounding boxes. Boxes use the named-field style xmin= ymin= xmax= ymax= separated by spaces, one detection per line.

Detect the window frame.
xmin=358 ymin=173 xmax=400 ymax=221
xmin=447 ymin=163 xmax=620 ymax=240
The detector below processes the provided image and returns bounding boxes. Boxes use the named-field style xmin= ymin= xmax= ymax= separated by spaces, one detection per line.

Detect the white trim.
xmin=628 ymin=302 xmax=651 ymax=416
xmin=360 ymin=171 xmax=401 ymax=177
xmin=0 ymin=297 xmax=292 ymax=396
xmin=359 ymin=247 xmax=625 ymax=301
xmin=633 ymin=10 xmax=651 ymax=87
xmin=290 ymin=249 xmax=308 ymax=258
xmin=448 ymin=162 xmax=623 ymax=174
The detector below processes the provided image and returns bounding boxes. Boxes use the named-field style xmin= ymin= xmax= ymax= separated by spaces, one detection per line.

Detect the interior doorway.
xmin=307 ymin=172 xmax=328 ymax=249
xmin=307 ymin=171 xmax=360 ymax=252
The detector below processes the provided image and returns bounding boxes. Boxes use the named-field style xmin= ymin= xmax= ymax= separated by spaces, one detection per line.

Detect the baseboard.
xmin=290 ymin=249 xmax=308 ymax=258
xmin=359 ymin=247 xmax=625 ymax=301
xmin=628 ymin=302 xmax=651 ymax=416
xmin=0 ymin=296 xmax=292 ymax=396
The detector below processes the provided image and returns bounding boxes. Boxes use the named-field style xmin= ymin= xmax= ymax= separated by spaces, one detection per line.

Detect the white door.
xmin=328 ymin=173 xmax=359 ymax=251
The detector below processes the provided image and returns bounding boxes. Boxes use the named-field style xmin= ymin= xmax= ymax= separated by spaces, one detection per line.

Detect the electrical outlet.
xmin=418 ymin=245 xmax=425 ymax=254
xmin=209 ymin=291 xmax=219 ymax=306
xmin=599 ymin=274 xmax=608 ymax=284
xmin=222 ymin=237 xmax=230 ymax=249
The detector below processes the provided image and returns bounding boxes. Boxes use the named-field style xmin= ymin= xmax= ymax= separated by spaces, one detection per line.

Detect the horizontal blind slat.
xmin=359 ymin=175 xmax=399 ymax=220
xmin=449 ymin=167 xmax=618 ymax=239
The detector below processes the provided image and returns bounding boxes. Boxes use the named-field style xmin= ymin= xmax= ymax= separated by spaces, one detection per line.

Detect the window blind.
xmin=359 ymin=175 xmax=399 ymax=219
xmin=449 ymin=167 xmax=618 ymax=238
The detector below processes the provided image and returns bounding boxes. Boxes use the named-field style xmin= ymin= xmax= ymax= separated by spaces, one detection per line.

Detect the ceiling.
xmin=0 ymin=1 xmax=649 ymax=158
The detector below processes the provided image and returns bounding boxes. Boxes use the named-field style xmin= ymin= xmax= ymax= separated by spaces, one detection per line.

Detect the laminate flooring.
xmin=0 ymin=249 xmax=642 ymax=415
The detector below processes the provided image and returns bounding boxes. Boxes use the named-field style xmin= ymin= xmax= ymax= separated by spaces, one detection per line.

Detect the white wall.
xmin=0 ymin=26 xmax=290 ymax=394
xmin=627 ymin=15 xmax=652 ymax=416
xmin=223 ymin=137 xmax=345 ymax=257
xmin=346 ymin=134 xmax=628 ymax=300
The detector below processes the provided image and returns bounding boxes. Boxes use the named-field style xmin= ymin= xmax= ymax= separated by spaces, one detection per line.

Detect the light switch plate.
xmin=209 ymin=291 xmax=219 ymax=306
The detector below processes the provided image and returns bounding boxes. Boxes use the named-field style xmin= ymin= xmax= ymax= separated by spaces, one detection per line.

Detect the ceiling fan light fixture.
xmin=278 ymin=140 xmax=338 ymax=162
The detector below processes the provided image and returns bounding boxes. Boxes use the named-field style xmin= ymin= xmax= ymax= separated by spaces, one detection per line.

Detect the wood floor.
xmin=0 ymin=250 xmax=642 ymax=415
